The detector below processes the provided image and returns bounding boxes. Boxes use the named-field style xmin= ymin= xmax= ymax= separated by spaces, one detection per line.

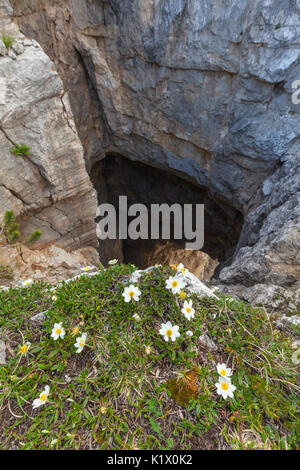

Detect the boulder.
xmin=216 ymin=282 xmax=300 ymax=314
xmin=0 ymin=244 xmax=100 ymax=285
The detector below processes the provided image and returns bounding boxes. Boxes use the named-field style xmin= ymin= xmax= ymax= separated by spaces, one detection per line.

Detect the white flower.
xmin=211 ymin=286 xmax=219 ymax=293
xmin=170 ymin=264 xmax=178 ymax=271
xmin=165 ymin=275 xmax=185 ymax=294
xmin=216 ymin=363 xmax=233 ymax=378
xmin=51 ymin=322 xmax=65 ymax=341
xmin=215 ymin=377 xmax=236 ymax=400
xmin=132 ymin=313 xmax=141 ymax=321
xmin=159 ymin=321 xmax=180 ymax=342
xmin=170 ymin=263 xmax=187 ymax=275
xmin=186 ymin=330 xmax=193 ymax=337
xmin=108 ymin=259 xmax=118 ymax=265
xmin=81 ymin=266 xmax=94 ymax=272
xmin=122 ymin=284 xmax=141 ymax=302
xmin=292 ymin=340 xmax=300 ymax=350
xmin=51 ymin=294 xmax=57 ymax=302
xmin=181 ymin=300 xmax=195 ymax=320
xmin=74 ymin=333 xmax=87 ymax=353
xmin=292 ymin=348 xmax=300 ymax=365
xmin=22 ymin=279 xmax=33 ymax=287
xmin=145 ymin=346 xmax=151 ymax=354
xmin=177 ymin=263 xmax=187 ymax=275
xmin=32 ymin=385 xmax=50 ymax=409
xmin=19 ymin=341 xmax=31 ymax=356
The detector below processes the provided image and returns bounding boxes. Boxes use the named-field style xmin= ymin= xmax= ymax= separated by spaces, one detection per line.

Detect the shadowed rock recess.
xmin=91 ymin=153 xmax=242 ymax=279
xmin=2 ymin=1 xmax=299 ymax=291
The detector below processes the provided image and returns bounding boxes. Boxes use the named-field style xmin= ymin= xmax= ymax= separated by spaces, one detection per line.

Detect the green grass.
xmin=0 ymin=264 xmax=299 ymax=450
xmin=1 ymin=34 xmax=15 ymax=49
xmin=9 ymin=144 xmax=31 ymax=157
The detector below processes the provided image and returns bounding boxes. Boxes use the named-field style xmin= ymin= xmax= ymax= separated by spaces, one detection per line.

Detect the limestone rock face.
xmin=124 ymin=240 xmax=218 ymax=281
xmin=0 ymin=244 xmax=100 ymax=285
xmin=216 ymin=283 xmax=300 ymax=314
xmin=0 ymin=0 xmax=98 ymax=254
xmin=9 ymin=0 xmax=300 ymax=287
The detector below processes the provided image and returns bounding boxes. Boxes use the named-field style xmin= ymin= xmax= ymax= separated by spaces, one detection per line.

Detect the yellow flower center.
xmin=73 ymin=327 xmax=79 ymax=335
xmin=220 ymin=369 xmax=227 ymax=376
xmin=221 ymin=382 xmax=229 ymax=390
xmin=181 ymin=268 xmax=186 ymax=274
xmin=129 ymin=291 xmax=135 ymax=297
xmin=171 ymin=265 xmax=178 ymax=271
xmin=179 ymin=292 xmax=186 ymax=299
xmin=40 ymin=392 xmax=47 ymax=402
xmin=166 ymin=329 xmax=173 ymax=337
xmin=186 ymin=307 xmax=191 ymax=313
xmin=56 ymin=328 xmax=62 ymax=335
xmin=172 ymin=281 xmax=178 ymax=287
xmin=20 ymin=345 xmax=28 ymax=355
xmin=79 ymin=340 xmax=85 ymax=346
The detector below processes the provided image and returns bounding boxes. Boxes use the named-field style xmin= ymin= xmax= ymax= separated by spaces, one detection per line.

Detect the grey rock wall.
xmin=0 ymin=0 xmax=98 ymax=251
xmin=10 ymin=0 xmax=300 ymax=287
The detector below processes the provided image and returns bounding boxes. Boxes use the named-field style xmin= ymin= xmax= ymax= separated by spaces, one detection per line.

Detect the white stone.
xmin=0 ymin=340 xmax=6 ymax=364
xmin=130 ymin=266 xmax=218 ymax=298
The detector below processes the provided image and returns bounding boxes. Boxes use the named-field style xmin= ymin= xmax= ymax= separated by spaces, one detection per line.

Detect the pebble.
xmin=0 ymin=340 xmax=6 ymax=364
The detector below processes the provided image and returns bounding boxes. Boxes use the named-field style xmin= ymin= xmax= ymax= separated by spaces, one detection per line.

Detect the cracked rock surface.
xmin=11 ymin=0 xmax=300 ymax=289
xmin=0 ymin=0 xmax=98 ymax=254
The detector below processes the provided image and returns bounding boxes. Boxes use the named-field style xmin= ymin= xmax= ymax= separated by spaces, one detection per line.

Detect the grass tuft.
xmin=9 ymin=144 xmax=31 ymax=157
xmin=1 ymin=34 xmax=15 ymax=49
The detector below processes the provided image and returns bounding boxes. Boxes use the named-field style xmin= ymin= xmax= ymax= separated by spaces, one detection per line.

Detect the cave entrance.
xmin=91 ymin=153 xmax=243 ymax=280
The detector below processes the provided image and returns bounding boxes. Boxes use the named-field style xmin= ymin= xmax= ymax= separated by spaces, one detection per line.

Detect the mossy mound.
xmin=0 ymin=264 xmax=299 ymax=450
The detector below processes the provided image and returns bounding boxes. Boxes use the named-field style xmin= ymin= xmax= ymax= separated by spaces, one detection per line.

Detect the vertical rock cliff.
xmin=0 ymin=0 xmax=98 ymax=252
xmin=3 ymin=0 xmax=300 ymax=288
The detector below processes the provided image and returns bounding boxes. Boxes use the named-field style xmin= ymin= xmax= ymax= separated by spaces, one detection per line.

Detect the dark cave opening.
xmin=91 ymin=154 xmax=243 ymax=280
